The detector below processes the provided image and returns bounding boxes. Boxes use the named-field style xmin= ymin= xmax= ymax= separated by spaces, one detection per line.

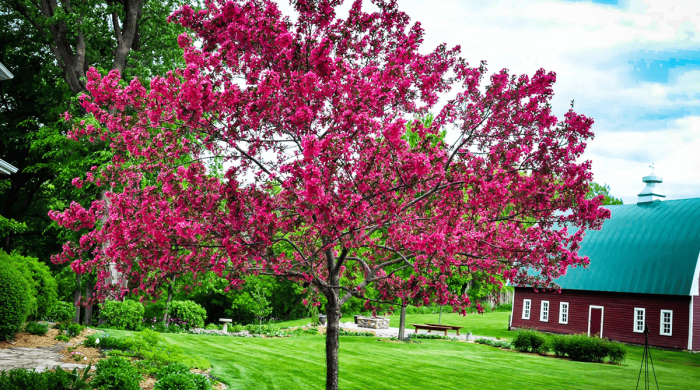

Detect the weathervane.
xmin=649 ymin=163 xmax=655 ymax=174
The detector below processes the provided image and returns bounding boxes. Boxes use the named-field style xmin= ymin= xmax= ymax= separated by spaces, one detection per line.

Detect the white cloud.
xmin=271 ymin=0 xmax=700 ymax=201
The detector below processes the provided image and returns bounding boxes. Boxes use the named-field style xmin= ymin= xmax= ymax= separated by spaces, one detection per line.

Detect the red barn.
xmin=510 ymin=172 xmax=700 ymax=350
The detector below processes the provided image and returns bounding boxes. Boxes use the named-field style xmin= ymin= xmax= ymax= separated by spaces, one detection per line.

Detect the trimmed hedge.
xmin=512 ymin=329 xmax=548 ymax=354
xmin=550 ymin=333 xmax=627 ymax=364
xmin=0 ymin=251 xmax=58 ymax=319
xmin=169 ymin=301 xmax=207 ymax=330
xmin=101 ymin=300 xmax=145 ymax=330
xmin=0 ymin=261 xmax=30 ymax=340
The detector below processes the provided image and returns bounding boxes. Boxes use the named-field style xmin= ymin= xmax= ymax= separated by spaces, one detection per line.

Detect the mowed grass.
xmin=106 ymin=311 xmax=700 ymax=390
xmin=157 ymin=333 xmax=700 ymax=390
xmin=277 ymin=311 xmax=514 ymax=339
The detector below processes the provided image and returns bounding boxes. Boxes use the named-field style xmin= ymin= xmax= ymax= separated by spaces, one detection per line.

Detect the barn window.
xmin=540 ymin=301 xmax=549 ymax=322
xmin=522 ymin=299 xmax=531 ymax=319
xmin=660 ymin=310 xmax=673 ymax=336
xmin=634 ymin=308 xmax=645 ymax=333
xmin=559 ymin=302 xmax=569 ymax=324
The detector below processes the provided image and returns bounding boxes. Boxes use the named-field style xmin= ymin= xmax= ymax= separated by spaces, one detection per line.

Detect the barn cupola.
xmin=637 ymin=164 xmax=665 ymax=204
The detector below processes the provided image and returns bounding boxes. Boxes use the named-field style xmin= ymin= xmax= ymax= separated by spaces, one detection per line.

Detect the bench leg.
xmin=444 ymin=330 xmax=447 ymax=336
xmin=456 ymin=330 xmax=460 ymax=336
xmin=428 ymin=330 xmax=431 ymax=333
xmin=415 ymin=328 xmax=418 ymax=334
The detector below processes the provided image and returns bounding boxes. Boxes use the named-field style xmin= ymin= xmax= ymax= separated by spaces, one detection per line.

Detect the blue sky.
xmin=277 ymin=0 xmax=700 ymax=204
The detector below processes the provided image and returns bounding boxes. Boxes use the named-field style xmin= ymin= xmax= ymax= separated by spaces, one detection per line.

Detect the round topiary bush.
xmin=0 ymin=261 xmax=30 ymax=340
xmin=0 ymin=251 xmax=58 ymax=320
xmin=101 ymin=300 xmax=145 ymax=330
xmin=169 ymin=301 xmax=207 ymax=329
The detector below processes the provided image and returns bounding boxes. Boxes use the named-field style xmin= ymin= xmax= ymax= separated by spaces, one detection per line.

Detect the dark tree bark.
xmin=83 ymin=282 xmax=93 ymax=325
xmin=324 ymin=293 xmax=341 ymax=390
xmin=161 ymin=275 xmax=176 ymax=323
xmin=73 ymin=273 xmax=81 ymax=323
xmin=8 ymin=0 xmax=146 ymax=94
xmin=398 ymin=300 xmax=407 ymax=340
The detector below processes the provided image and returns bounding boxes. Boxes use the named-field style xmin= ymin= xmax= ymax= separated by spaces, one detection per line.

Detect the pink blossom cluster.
xmin=50 ymin=0 xmax=609 ymax=316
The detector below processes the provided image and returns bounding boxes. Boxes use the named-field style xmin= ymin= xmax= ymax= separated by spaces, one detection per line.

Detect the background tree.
xmin=0 ymin=0 xmax=186 ymax=324
xmin=587 ymin=182 xmax=623 ymax=205
xmin=50 ymin=1 xmax=610 ymax=389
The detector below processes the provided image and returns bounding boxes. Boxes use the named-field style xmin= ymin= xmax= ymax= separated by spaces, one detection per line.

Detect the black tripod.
xmin=636 ymin=324 xmax=659 ymax=390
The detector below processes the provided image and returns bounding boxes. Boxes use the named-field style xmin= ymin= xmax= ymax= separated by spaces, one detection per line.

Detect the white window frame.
xmin=522 ymin=299 xmax=531 ymax=320
xmin=634 ymin=308 xmax=646 ymax=333
xmin=540 ymin=300 xmax=549 ymax=322
xmin=660 ymin=310 xmax=673 ymax=336
xmin=559 ymin=302 xmax=569 ymax=324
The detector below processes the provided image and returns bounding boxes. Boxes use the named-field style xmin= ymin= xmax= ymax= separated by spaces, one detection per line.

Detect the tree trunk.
xmin=83 ymin=282 xmax=94 ymax=326
xmin=324 ymin=298 xmax=341 ymax=390
xmin=398 ymin=301 xmax=407 ymax=340
xmin=73 ymin=273 xmax=82 ymax=323
xmin=438 ymin=305 xmax=443 ymax=324
xmin=161 ymin=276 xmax=175 ymax=323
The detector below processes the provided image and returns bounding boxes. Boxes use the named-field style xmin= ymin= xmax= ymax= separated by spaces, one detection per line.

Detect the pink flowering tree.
xmin=50 ymin=0 xmax=609 ymax=388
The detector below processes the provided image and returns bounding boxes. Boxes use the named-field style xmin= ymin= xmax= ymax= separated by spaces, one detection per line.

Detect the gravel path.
xmin=0 ymin=344 xmax=92 ymax=372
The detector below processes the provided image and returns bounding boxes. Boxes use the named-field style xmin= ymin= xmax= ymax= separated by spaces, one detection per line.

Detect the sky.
xmin=275 ymin=0 xmax=700 ymax=204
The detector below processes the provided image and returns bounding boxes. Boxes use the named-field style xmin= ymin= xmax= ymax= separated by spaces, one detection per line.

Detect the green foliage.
xmin=339 ymin=330 xmax=374 ymax=337
xmin=405 ymin=305 xmax=452 ymax=315
xmin=89 ymin=330 xmax=210 ymax=374
xmin=91 ymin=356 xmax=141 ymax=390
xmin=66 ymin=323 xmax=84 ymax=337
xmin=101 ymin=300 xmax=145 ymax=330
xmin=0 ymin=366 xmax=92 ymax=390
xmin=156 ymin=363 xmax=190 ymax=380
xmin=408 ymin=333 xmax=450 ymax=340
xmin=24 ymin=321 xmax=49 ymax=336
xmin=154 ymin=373 xmax=197 ymax=390
xmin=475 ymin=338 xmax=512 ymax=349
xmin=230 ymin=324 xmax=245 ymax=333
xmin=512 ymin=329 xmax=547 ymax=353
xmin=48 ymin=301 xmax=76 ymax=323
xmin=492 ymin=304 xmax=512 ymax=312
xmin=204 ymin=323 xmax=222 ymax=331
xmin=550 ymin=333 xmax=626 ymax=364
xmin=587 ymin=182 xmax=623 ymax=205
xmin=154 ymin=364 xmax=213 ymax=390
xmin=0 ymin=261 xmax=30 ymax=340
xmin=0 ymin=251 xmax=57 ymax=320
xmin=54 ymin=334 xmax=70 ymax=342
xmin=169 ymin=301 xmax=207 ymax=329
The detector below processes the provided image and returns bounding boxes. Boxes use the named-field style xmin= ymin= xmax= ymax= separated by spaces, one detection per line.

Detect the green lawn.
xmin=104 ymin=312 xmax=700 ymax=390
xmin=277 ymin=311 xmax=515 ymax=339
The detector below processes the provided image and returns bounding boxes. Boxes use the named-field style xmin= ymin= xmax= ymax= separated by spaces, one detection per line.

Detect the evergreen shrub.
xmin=48 ymin=301 xmax=75 ymax=323
xmin=169 ymin=301 xmax=207 ymax=329
xmin=0 ymin=251 xmax=57 ymax=319
xmin=101 ymin=300 xmax=145 ymax=330
xmin=0 ymin=261 xmax=30 ymax=340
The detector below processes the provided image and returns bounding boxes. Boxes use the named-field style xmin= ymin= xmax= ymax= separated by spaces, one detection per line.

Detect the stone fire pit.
xmin=356 ymin=316 xmax=389 ymax=329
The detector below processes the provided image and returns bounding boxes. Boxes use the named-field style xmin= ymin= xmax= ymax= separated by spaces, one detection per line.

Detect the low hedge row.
xmin=511 ymin=329 xmax=627 ymax=364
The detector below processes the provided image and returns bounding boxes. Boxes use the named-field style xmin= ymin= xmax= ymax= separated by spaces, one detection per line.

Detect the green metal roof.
xmin=555 ymin=198 xmax=700 ymax=296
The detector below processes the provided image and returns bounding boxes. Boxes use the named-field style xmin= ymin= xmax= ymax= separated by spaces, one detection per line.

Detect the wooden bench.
xmin=410 ymin=323 xmax=452 ymax=336
xmin=425 ymin=323 xmax=464 ymax=335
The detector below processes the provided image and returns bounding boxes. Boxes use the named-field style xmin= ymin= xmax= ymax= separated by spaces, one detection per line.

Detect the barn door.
xmin=588 ymin=306 xmax=604 ymax=337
